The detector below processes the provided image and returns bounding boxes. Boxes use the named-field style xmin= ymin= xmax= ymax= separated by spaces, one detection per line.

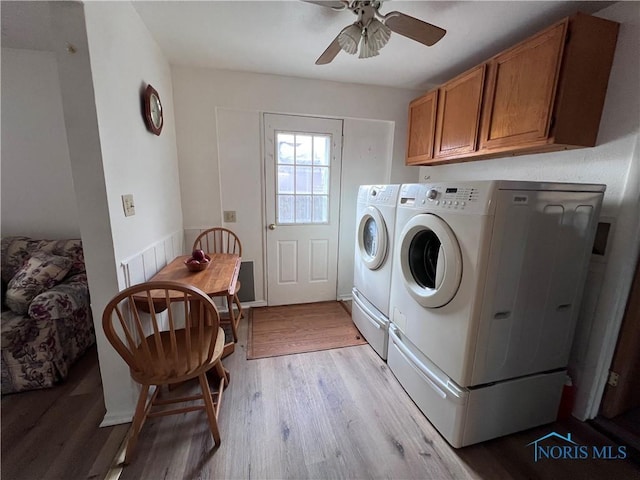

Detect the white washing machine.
xmin=387 ymin=181 xmax=604 ymax=447
xmin=352 ymin=184 xmax=400 ymax=360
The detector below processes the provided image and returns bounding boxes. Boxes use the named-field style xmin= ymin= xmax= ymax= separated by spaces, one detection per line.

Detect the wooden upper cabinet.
xmin=405 ymin=12 xmax=619 ymax=166
xmin=479 ymin=20 xmax=567 ymax=150
xmin=406 ymin=90 xmax=438 ymax=165
xmin=434 ymin=65 xmax=486 ymax=159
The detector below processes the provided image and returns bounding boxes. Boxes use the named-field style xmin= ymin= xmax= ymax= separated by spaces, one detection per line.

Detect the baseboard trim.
xmin=337 ymin=293 xmax=353 ymax=302
xmin=100 ymin=411 xmax=133 ymax=427
xmin=244 ymin=300 xmax=268 ymax=308
xmin=218 ymin=300 xmax=267 ymax=313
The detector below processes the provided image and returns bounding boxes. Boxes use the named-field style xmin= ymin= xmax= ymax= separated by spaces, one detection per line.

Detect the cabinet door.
xmin=479 ymin=20 xmax=567 ymax=150
xmin=434 ymin=65 xmax=486 ymax=159
xmin=406 ymin=90 xmax=438 ymax=165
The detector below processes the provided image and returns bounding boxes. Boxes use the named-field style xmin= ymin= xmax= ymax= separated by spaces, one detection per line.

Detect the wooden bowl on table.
xmin=184 ymin=255 xmax=211 ymax=272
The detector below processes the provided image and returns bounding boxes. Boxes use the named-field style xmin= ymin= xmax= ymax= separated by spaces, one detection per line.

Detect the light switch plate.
xmin=122 ymin=194 xmax=135 ymax=216
xmin=223 ymin=210 xmax=237 ymax=222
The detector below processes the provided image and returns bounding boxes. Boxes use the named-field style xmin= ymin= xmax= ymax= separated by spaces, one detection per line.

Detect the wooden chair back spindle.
xmin=191 ymin=227 xmax=245 ymax=342
xmin=193 ymin=227 xmax=242 ymax=256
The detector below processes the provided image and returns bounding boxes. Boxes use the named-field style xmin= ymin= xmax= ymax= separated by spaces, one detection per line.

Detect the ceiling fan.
xmin=306 ymin=1 xmax=446 ymax=65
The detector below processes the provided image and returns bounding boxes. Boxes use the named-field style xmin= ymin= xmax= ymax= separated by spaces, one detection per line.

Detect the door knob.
xmin=268 ymin=224 xmax=276 ymax=230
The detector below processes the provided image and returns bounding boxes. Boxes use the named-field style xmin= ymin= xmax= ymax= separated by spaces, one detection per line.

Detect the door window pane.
xmin=296 ymin=135 xmax=313 ymax=165
xmin=312 ymin=167 xmax=329 ymax=194
xmin=278 ymin=165 xmax=294 ymax=194
xmin=295 ymin=196 xmax=312 ymax=223
xmin=275 ymin=131 xmax=332 ymax=224
xmin=277 ymin=133 xmax=295 ymax=165
xmin=278 ymin=195 xmax=295 ymax=223
xmin=295 ymin=166 xmax=312 ymax=194
xmin=313 ymin=136 xmax=330 ymax=165
xmin=313 ymin=196 xmax=328 ymax=223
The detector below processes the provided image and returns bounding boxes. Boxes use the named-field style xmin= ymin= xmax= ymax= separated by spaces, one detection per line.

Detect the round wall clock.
xmin=143 ymin=84 xmax=163 ymax=135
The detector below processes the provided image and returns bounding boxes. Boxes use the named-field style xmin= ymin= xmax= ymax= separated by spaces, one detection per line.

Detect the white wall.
xmin=50 ymin=1 xmax=184 ymax=424
xmin=83 ymin=3 xmax=183 ymax=267
xmin=418 ymin=2 xmax=640 ymax=420
xmin=1 ymin=48 xmax=80 ymax=238
xmin=338 ymin=118 xmax=395 ymax=298
xmin=85 ymin=1 xmax=184 ymax=424
xmin=214 ymin=108 xmax=265 ymax=301
xmin=172 ymin=67 xmax=419 ymax=301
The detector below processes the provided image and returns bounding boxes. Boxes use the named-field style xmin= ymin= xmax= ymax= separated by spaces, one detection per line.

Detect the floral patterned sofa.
xmin=1 ymin=236 xmax=95 ymax=394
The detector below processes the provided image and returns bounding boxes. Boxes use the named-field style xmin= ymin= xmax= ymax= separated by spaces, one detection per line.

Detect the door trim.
xmin=262 ymin=113 xmax=344 ymax=305
xmin=599 ymin=258 xmax=640 ymax=418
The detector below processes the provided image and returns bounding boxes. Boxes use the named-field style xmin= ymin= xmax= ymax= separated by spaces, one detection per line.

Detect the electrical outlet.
xmin=122 ymin=194 xmax=135 ymax=217
xmin=224 ymin=210 xmax=237 ymax=223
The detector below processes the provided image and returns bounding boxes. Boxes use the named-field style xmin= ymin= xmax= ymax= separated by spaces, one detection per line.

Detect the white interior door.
xmin=264 ymin=113 xmax=343 ymax=306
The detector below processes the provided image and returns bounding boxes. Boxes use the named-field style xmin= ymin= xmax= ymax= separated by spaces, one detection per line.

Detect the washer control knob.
xmin=426 ymin=189 xmax=438 ymax=200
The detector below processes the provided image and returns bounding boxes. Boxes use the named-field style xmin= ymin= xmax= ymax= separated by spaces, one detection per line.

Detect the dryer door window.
xmin=363 ymin=217 xmax=378 ymax=257
xmin=357 ymin=206 xmax=388 ymax=270
xmin=399 ymin=214 xmax=462 ymax=308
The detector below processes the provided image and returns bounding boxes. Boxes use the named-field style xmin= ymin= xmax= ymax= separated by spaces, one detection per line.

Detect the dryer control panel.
xmin=361 ymin=185 xmax=400 ymax=206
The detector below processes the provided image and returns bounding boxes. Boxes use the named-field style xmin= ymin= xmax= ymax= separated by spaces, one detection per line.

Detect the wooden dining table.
xmin=142 ymin=253 xmax=241 ymax=357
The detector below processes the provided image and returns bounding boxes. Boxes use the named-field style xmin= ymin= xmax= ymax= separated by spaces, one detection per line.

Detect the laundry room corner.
xmin=414 ymin=2 xmax=640 ymax=423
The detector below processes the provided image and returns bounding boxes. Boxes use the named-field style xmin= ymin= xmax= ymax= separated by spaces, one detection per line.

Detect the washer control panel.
xmin=399 ymin=183 xmax=491 ymax=214
xmin=424 ymin=186 xmax=479 ymax=209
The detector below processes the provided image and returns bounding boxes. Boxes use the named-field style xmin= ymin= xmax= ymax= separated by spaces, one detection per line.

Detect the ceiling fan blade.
xmin=316 ymin=35 xmax=342 ymax=65
xmin=302 ymin=0 xmax=348 ymax=10
xmin=384 ymin=11 xmax=446 ymax=46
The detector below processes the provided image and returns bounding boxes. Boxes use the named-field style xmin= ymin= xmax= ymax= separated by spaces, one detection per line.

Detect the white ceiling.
xmin=2 ymin=1 xmax=614 ymax=91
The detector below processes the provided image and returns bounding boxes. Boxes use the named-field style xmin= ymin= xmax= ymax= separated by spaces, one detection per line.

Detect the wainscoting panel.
xmin=120 ymin=230 xmax=184 ymax=288
xmin=142 ymin=248 xmax=158 ymax=283
xmin=124 ymin=254 xmax=145 ymax=288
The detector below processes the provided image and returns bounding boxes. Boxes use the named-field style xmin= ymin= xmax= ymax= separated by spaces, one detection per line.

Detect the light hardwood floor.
xmin=114 ymin=316 xmax=640 ymax=480
xmin=3 ymin=315 xmax=640 ymax=480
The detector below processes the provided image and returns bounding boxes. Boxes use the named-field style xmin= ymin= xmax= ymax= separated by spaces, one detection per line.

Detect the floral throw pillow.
xmin=5 ymin=253 xmax=73 ymax=315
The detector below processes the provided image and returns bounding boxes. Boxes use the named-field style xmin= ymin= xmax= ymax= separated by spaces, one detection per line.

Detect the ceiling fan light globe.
xmin=358 ymin=37 xmax=380 ymax=59
xmin=338 ymin=23 xmax=362 ymax=55
xmin=367 ymin=19 xmax=391 ymax=49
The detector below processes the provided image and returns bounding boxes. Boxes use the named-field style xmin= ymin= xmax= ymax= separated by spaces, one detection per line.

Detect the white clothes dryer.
xmin=387 ymin=181 xmax=604 ymax=447
xmin=352 ymin=184 xmax=400 ymax=359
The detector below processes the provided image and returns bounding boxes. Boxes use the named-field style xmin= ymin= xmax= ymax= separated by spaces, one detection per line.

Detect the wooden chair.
xmin=102 ymin=281 xmax=228 ymax=464
xmin=193 ymin=227 xmax=244 ymax=341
